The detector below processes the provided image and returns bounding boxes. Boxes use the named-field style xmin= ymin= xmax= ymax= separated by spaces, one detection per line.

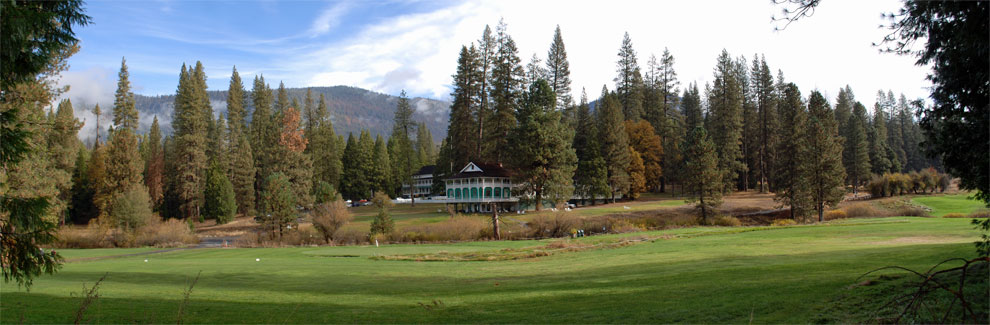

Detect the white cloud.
xmin=56 ymin=67 xmax=117 ymax=142
xmin=287 ymin=0 xmax=929 ymax=109
xmin=309 ymin=3 xmax=351 ymax=37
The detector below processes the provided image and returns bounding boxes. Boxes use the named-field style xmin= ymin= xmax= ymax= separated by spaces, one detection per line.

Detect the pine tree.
xmin=112 ymin=57 xmax=138 ymax=131
xmin=69 ymin=147 xmax=97 ymax=224
xmin=369 ymin=191 xmax=394 ymax=237
xmin=752 ymin=55 xmax=777 ymax=193
xmin=882 ymin=91 xmax=907 ymax=171
xmin=259 ymin=172 xmax=296 ymax=240
xmin=869 ymin=101 xmax=894 ymax=174
xmin=682 ymin=83 xmax=704 ymax=136
xmin=683 ymin=127 xmax=722 ymax=223
xmin=774 ymin=83 xmax=812 ymax=220
xmin=736 ymin=55 xmax=756 ymax=191
xmin=416 ymin=122 xmax=435 ymax=167
xmin=391 ymin=90 xmax=417 ymax=201
xmin=276 ymin=106 xmax=313 ymax=207
xmin=834 ymin=86 xmax=855 ymax=145
xmin=202 ymin=160 xmax=236 ymax=224
xmin=225 ymin=67 xmax=255 ymax=216
xmin=652 ymin=48 xmax=681 ymax=192
xmin=446 ymin=46 xmax=480 ymax=169
xmin=707 ymin=50 xmax=745 ymax=192
xmin=103 ymin=59 xmax=146 ymax=220
xmin=310 ymin=93 xmax=341 ymax=195
xmin=845 ymin=102 xmax=872 ymax=193
xmin=372 ymin=135 xmax=392 ymax=195
xmin=524 ymin=53 xmax=546 ymax=87
xmin=615 ymin=32 xmax=644 ymax=121
xmin=341 ymin=132 xmax=373 ymax=200
xmin=486 ymin=21 xmax=524 ymax=163
xmin=546 ymin=25 xmax=572 ymax=110
xmin=508 ymin=79 xmax=577 ymax=210
xmin=250 ymin=75 xmax=278 ymax=211
xmin=48 ymin=99 xmax=82 ymax=224
xmin=597 ymin=87 xmax=631 ymax=202
xmin=572 ymin=89 xmax=609 ymax=204
xmin=172 ymin=62 xmax=211 ymax=219
xmin=806 ymin=91 xmax=846 ymax=222
xmin=145 ymin=116 xmax=164 ymax=207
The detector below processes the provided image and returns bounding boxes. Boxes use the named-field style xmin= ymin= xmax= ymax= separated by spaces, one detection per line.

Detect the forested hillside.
xmin=132 ymin=86 xmax=449 ymax=142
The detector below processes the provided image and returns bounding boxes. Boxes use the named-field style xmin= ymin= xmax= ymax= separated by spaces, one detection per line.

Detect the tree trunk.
xmin=535 ymin=190 xmax=542 ymax=211
xmin=491 ymin=203 xmax=500 ymax=240
xmin=818 ymin=203 xmax=824 ymax=223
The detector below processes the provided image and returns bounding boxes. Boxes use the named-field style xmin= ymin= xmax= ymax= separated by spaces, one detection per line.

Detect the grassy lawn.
xmin=3 ymin=216 xmax=984 ymax=323
xmin=911 ymin=193 xmax=988 ymax=217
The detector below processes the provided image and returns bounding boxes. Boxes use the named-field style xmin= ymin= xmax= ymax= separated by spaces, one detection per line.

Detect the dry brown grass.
xmin=824 ymin=210 xmax=848 ymax=221
xmin=772 ymin=219 xmax=797 ymax=226
xmin=709 ymin=215 xmax=742 ymax=227
xmin=57 ymin=217 xmax=198 ymax=248
xmin=399 ymin=216 xmax=488 ymax=242
xmin=968 ymin=210 xmax=990 ymax=219
xmin=942 ymin=212 xmax=968 ymax=218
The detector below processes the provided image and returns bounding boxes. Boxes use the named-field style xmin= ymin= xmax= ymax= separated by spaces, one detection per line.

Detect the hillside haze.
xmin=130 ymin=86 xmax=450 ymax=143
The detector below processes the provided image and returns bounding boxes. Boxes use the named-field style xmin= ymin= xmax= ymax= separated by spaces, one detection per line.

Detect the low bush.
xmin=824 ymin=210 xmax=848 ymax=220
xmin=843 ymin=203 xmax=883 ymax=218
xmin=942 ymin=213 xmax=968 ymax=218
xmin=311 ymin=200 xmax=352 ymax=244
xmin=278 ymin=226 xmax=323 ymax=246
xmin=772 ymin=219 xmax=797 ymax=226
xmin=896 ymin=206 xmax=931 ymax=217
xmin=135 ymin=218 xmax=199 ymax=247
xmin=333 ymin=226 xmax=370 ymax=246
xmin=710 ymin=216 xmax=741 ymax=227
xmin=529 ymin=211 xmax=581 ymax=238
xmin=968 ymin=210 xmax=990 ymax=219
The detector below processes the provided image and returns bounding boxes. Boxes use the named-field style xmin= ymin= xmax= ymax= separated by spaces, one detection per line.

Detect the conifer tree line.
xmin=440 ymin=22 xmax=943 ymax=217
xmin=57 ymin=61 xmax=437 ymax=237
xmin=47 ymin=24 xmax=944 ymax=232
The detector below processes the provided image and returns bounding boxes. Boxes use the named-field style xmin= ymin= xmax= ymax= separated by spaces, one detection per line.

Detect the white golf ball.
xmin=256 ymin=258 xmax=260 ymax=262
xmin=144 ymin=259 xmax=148 ymax=262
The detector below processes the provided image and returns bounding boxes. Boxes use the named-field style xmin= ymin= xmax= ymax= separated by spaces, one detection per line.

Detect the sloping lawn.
xmin=912 ymin=194 xmax=988 ymax=217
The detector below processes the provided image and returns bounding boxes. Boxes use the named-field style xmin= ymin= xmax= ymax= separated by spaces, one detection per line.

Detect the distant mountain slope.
xmin=133 ymin=86 xmax=450 ymax=142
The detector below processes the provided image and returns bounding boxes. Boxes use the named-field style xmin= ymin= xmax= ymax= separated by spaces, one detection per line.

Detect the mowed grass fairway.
xmin=3 ymin=198 xmax=986 ymax=323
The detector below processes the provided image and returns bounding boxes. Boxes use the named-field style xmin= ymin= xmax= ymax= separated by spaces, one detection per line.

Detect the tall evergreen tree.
xmin=446 ymin=46 xmax=480 ymax=169
xmin=834 ymin=86 xmax=855 ymax=144
xmin=572 ymin=89 xmax=609 ymax=204
xmin=112 ymin=57 xmax=138 ymax=131
xmin=597 ymin=87 xmax=631 ymax=202
xmin=868 ymin=103 xmax=894 ymax=175
xmin=415 ymin=122 xmax=435 ymax=167
xmin=144 ymin=116 xmax=164 ymax=207
xmin=806 ymin=91 xmax=846 ymax=222
xmin=774 ymin=83 xmax=812 ymax=220
xmin=310 ymin=93 xmax=341 ymax=194
xmin=882 ymin=91 xmax=907 ymax=171
xmin=508 ymin=79 xmax=577 ymax=210
xmin=250 ymin=75 xmax=278 ymax=211
xmin=845 ymin=102 xmax=872 ymax=193
xmin=341 ymin=132 xmax=372 ymax=200
xmin=372 ymin=135 xmax=392 ymax=195
xmin=102 ymin=58 xmax=146 ymax=220
xmin=706 ymin=50 xmax=745 ymax=192
xmin=47 ymin=99 xmax=82 ymax=224
xmin=546 ymin=25 xmax=572 ymax=110
xmin=682 ymin=83 xmax=704 ymax=135
xmin=391 ymin=90 xmax=418 ymax=201
xmin=275 ymin=106 xmax=313 ymax=207
xmin=230 ymin=133 xmax=255 ymax=216
xmin=752 ymin=55 xmax=777 ymax=193
xmin=524 ymin=53 xmax=546 ymax=87
xmin=486 ymin=21 xmax=524 ymax=163
xmin=683 ymin=127 xmax=722 ymax=223
xmin=172 ymin=63 xmax=210 ymax=219
xmin=615 ymin=32 xmax=644 ymax=121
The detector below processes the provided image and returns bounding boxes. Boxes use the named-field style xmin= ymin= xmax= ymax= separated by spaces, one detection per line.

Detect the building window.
xmin=471 ymin=187 xmax=478 ymax=199
xmin=455 ymin=188 xmax=461 ymax=199
xmin=503 ymin=187 xmax=510 ymax=198
xmin=485 ymin=187 xmax=492 ymax=198
xmin=447 ymin=189 xmax=452 ymax=198
xmin=494 ymin=187 xmax=501 ymax=198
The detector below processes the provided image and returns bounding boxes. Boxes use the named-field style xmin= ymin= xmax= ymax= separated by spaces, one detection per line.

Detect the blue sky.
xmin=59 ymin=0 xmax=931 ymax=138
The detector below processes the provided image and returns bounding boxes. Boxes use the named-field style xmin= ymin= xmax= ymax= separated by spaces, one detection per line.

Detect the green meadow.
xmin=2 ymin=196 xmax=986 ymax=323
